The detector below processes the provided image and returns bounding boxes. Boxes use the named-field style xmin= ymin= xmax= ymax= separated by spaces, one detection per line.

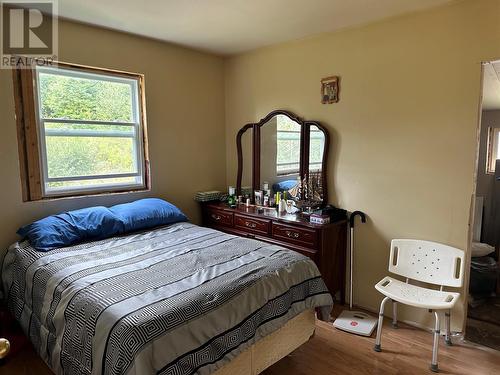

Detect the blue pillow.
xmin=17 ymin=206 xmax=123 ymax=252
xmin=272 ymin=179 xmax=298 ymax=193
xmin=17 ymin=198 xmax=188 ymax=252
xmin=109 ymin=198 xmax=188 ymax=232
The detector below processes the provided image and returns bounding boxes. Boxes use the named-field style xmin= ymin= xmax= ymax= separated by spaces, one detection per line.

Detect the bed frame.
xmin=214 ymin=309 xmax=316 ymax=375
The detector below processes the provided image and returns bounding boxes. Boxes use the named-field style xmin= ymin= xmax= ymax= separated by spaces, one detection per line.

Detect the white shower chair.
xmin=373 ymin=239 xmax=464 ymax=372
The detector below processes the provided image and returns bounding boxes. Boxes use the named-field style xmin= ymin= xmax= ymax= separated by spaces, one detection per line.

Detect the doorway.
xmin=466 ymin=61 xmax=500 ymax=350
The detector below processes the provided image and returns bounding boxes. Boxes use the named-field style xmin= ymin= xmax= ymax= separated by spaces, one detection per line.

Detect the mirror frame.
xmin=236 ymin=109 xmax=329 ymax=206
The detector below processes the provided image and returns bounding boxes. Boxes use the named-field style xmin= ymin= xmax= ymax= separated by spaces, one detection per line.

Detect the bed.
xmin=1 ymin=221 xmax=333 ymax=375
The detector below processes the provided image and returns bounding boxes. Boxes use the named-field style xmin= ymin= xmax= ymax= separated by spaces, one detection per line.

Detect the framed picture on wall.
xmin=321 ymin=76 xmax=340 ymax=104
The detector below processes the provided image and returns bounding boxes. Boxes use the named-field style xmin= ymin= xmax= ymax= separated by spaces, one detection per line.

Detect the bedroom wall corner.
xmin=223 ymin=0 xmax=500 ymax=331
xmin=0 ymin=19 xmax=227 ymax=250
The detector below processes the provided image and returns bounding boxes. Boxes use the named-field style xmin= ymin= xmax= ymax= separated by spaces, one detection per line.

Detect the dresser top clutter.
xmin=197 ymin=110 xmax=348 ymax=304
xmin=205 ymin=201 xmax=343 ymax=229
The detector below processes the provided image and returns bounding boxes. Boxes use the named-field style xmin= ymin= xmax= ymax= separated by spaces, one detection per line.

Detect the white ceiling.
xmin=57 ymin=0 xmax=454 ymax=55
xmin=483 ymin=62 xmax=500 ymax=111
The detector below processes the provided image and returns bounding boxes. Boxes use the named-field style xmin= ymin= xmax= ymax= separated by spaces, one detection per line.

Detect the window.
xmin=13 ymin=62 xmax=149 ymax=200
xmin=276 ymin=115 xmax=301 ymax=175
xmin=486 ymin=127 xmax=500 ymax=174
xmin=309 ymin=125 xmax=325 ymax=172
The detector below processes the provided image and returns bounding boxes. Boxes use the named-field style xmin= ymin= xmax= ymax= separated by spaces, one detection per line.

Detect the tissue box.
xmin=310 ymin=214 xmax=330 ymax=224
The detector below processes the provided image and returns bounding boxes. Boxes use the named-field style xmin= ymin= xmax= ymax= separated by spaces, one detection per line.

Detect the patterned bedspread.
xmin=1 ymin=222 xmax=333 ymax=375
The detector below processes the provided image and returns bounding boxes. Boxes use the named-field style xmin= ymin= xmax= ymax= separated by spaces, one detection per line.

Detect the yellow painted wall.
xmin=224 ymin=0 xmax=500 ymax=330
xmin=0 ymin=20 xmax=226 ymax=248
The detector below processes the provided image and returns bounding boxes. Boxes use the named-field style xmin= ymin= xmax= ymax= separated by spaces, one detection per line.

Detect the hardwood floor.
xmin=1 ymin=310 xmax=500 ymax=375
xmin=264 ymin=317 xmax=500 ymax=375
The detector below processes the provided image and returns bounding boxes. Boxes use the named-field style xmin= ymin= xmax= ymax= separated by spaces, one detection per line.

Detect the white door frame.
xmin=462 ymin=59 xmax=499 ymax=334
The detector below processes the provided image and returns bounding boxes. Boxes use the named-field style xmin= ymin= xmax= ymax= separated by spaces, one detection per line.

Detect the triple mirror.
xmin=236 ymin=110 xmax=329 ymax=207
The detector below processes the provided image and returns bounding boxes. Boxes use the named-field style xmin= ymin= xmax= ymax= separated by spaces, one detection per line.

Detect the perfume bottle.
xmin=227 ymin=186 xmax=236 ymax=207
xmin=279 ymin=194 xmax=287 ymax=213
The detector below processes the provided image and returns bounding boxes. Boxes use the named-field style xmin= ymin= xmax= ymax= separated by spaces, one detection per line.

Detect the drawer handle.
xmin=245 ymin=221 xmax=257 ymax=228
xmin=211 ymin=214 xmax=221 ymax=221
xmin=286 ymin=230 xmax=300 ymax=239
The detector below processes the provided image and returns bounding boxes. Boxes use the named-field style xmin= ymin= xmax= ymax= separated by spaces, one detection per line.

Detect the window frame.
xmin=308 ymin=127 xmax=324 ymax=172
xmin=13 ymin=61 xmax=150 ymax=201
xmin=486 ymin=126 xmax=500 ymax=174
xmin=276 ymin=127 xmax=301 ymax=176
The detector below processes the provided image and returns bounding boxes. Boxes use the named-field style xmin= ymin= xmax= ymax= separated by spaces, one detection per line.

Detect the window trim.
xmin=34 ymin=65 xmax=145 ymax=196
xmin=276 ymin=128 xmax=301 ymax=176
xmin=308 ymin=128 xmax=324 ymax=173
xmin=486 ymin=126 xmax=500 ymax=175
xmin=13 ymin=61 xmax=150 ymax=201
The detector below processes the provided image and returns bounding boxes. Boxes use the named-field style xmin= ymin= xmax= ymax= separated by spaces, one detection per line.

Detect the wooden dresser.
xmin=200 ymin=202 xmax=347 ymax=304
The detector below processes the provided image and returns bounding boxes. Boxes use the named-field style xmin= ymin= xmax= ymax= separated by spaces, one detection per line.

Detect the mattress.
xmin=1 ymin=222 xmax=332 ymax=375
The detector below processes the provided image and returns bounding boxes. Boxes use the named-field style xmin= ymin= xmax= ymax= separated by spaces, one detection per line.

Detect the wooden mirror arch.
xmin=236 ymin=109 xmax=330 ymax=206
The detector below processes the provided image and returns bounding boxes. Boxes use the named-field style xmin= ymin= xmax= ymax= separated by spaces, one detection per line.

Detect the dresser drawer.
xmin=272 ymin=223 xmax=318 ymax=249
xmin=234 ymin=214 xmax=271 ymax=236
xmin=206 ymin=209 xmax=233 ymax=227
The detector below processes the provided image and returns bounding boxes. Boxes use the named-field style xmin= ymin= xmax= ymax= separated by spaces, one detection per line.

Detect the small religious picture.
xmin=321 ymin=76 xmax=340 ymax=104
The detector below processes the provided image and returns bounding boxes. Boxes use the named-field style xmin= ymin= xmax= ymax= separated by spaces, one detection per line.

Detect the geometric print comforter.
xmin=1 ymin=222 xmax=333 ymax=375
